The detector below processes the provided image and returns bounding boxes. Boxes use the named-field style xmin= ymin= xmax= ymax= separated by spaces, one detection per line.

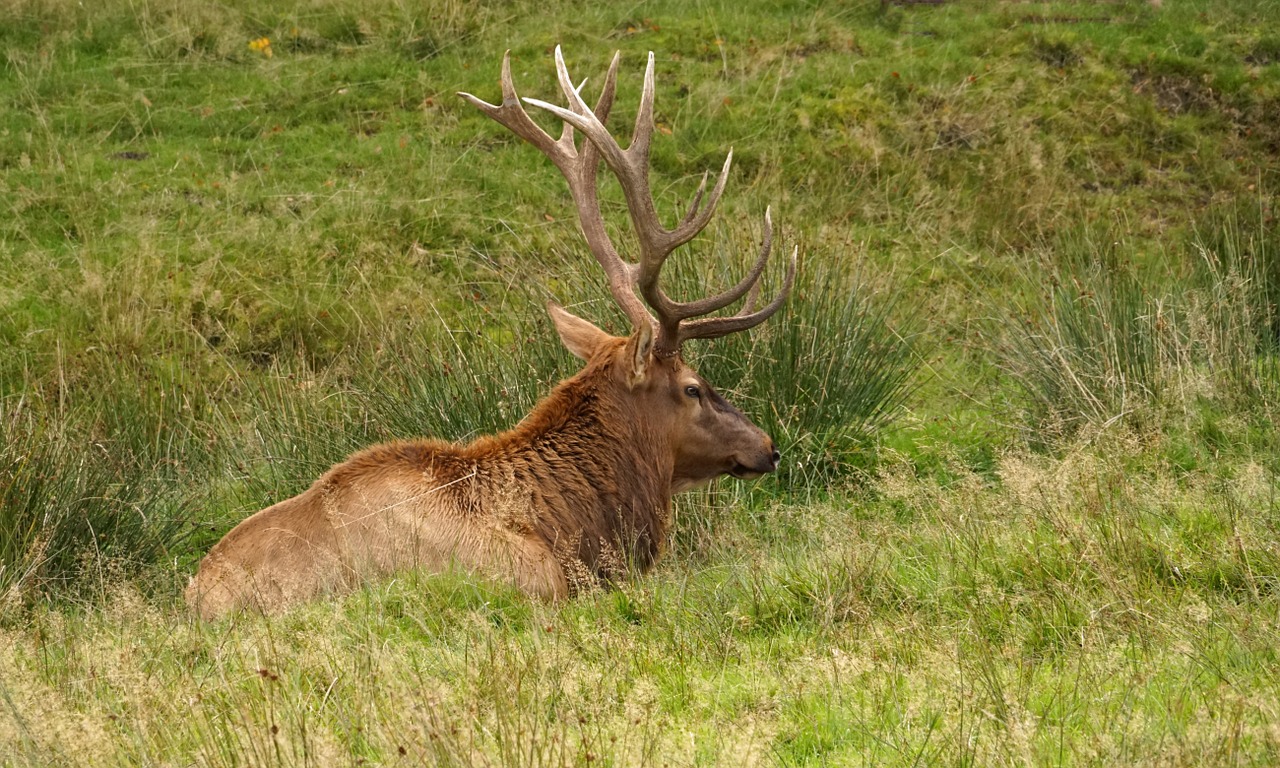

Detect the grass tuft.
xmin=993 ymin=218 xmax=1279 ymax=446
xmin=0 ymin=395 xmax=195 ymax=607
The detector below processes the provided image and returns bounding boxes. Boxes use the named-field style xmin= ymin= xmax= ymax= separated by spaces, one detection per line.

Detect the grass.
xmin=993 ymin=223 xmax=1280 ymax=445
xmin=3 ymin=443 xmax=1279 ymax=765
xmin=2 ymin=0 xmax=1280 ymax=764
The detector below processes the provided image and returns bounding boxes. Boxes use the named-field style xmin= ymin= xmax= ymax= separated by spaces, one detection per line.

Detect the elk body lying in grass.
xmin=186 ymin=48 xmax=796 ymax=621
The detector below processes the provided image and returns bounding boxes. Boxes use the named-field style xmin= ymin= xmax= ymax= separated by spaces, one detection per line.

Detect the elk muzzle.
xmin=728 ymin=440 xmax=781 ymax=480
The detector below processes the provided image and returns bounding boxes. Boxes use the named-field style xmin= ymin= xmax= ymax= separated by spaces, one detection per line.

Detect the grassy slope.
xmin=2 ymin=0 xmax=1280 ymax=764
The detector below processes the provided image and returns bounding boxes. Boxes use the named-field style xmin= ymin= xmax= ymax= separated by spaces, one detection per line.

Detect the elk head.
xmin=460 ymin=48 xmax=796 ymax=491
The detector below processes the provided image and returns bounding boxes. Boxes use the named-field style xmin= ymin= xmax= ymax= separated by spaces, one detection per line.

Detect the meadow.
xmin=1 ymin=0 xmax=1279 ymax=764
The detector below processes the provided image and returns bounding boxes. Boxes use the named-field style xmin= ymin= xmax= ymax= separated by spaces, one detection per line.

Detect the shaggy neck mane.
xmin=459 ymin=357 xmax=674 ymax=583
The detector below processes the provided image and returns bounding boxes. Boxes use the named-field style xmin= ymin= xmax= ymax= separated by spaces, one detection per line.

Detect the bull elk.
xmin=186 ymin=47 xmax=796 ymax=620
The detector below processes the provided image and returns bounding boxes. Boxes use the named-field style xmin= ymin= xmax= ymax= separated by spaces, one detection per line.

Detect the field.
xmin=2 ymin=0 xmax=1280 ymax=764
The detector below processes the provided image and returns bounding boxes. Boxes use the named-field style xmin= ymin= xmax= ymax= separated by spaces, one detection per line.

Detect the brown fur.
xmin=186 ymin=313 xmax=778 ymax=620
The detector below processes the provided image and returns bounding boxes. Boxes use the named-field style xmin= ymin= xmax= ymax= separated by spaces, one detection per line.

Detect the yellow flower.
xmin=248 ymin=37 xmax=272 ymax=57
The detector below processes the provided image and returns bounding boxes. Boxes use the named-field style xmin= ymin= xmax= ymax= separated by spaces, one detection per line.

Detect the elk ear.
xmin=625 ymin=322 xmax=655 ymax=386
xmin=548 ymin=302 xmax=611 ymax=361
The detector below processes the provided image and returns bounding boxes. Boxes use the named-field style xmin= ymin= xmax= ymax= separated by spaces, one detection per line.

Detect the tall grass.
xmin=694 ymin=246 xmax=921 ymax=488
xmin=999 ymin=248 xmax=1160 ymax=437
xmin=993 ymin=221 xmax=1280 ymax=445
xmin=1190 ymin=209 xmax=1280 ymax=395
xmin=0 ymin=392 xmax=197 ymax=607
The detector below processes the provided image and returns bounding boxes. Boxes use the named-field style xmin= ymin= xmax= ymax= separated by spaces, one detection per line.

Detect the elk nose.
xmin=770 ymin=446 xmax=781 ymax=467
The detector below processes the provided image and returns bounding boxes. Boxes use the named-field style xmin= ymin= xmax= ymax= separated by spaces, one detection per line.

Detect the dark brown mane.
xmin=463 ymin=344 xmax=621 ymax=458
xmin=465 ymin=353 xmax=673 ymax=587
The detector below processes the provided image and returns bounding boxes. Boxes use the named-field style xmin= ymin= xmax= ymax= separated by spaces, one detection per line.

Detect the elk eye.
xmin=684 ymin=385 xmax=701 ymax=399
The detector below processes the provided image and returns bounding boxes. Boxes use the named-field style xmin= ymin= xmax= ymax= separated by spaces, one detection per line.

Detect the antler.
xmin=459 ymin=46 xmax=796 ymax=356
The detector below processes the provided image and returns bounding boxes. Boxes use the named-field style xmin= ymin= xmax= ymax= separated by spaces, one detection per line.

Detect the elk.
xmin=185 ymin=47 xmax=796 ymax=620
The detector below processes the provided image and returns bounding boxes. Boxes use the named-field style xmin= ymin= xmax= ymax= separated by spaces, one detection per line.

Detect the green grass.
xmin=2 ymin=0 xmax=1280 ymax=764
xmin=992 ymin=225 xmax=1279 ymax=445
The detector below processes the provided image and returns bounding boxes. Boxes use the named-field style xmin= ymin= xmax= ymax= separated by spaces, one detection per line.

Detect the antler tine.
xmin=678 ymin=172 xmax=710 ymax=229
xmin=740 ymin=275 xmax=764 ymax=314
xmin=593 ymin=51 xmax=621 ymax=123
xmin=630 ymin=52 xmax=657 ymax=162
xmin=667 ymin=207 xmax=774 ymax=319
xmin=458 ymin=51 xmax=572 ymax=171
xmin=553 ymin=46 xmax=592 ymax=118
xmin=676 ymin=245 xmax=798 ymax=344
xmin=663 ymin=149 xmax=733 ymax=252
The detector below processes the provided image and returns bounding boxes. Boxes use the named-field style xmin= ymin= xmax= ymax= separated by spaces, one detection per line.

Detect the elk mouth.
xmin=728 ymin=446 xmax=781 ymax=480
xmin=728 ymin=459 xmax=776 ymax=480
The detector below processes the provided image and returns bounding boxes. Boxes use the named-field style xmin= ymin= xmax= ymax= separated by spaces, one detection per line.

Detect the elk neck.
xmin=460 ymin=355 xmax=675 ymax=574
